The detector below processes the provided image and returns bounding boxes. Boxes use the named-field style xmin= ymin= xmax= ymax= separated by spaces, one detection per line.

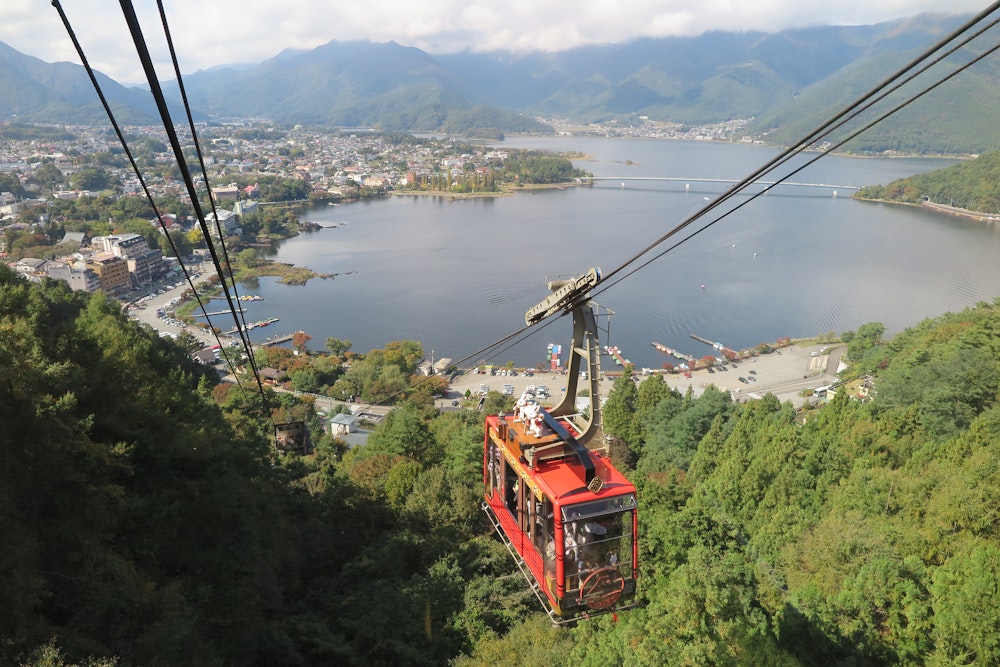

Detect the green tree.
xmin=236 ymin=248 xmax=259 ymax=268
xmin=110 ymin=195 xmax=154 ymax=220
xmin=159 ymin=228 xmax=193 ymax=258
xmin=0 ymin=173 xmax=27 ymax=198
xmin=846 ymin=321 xmax=885 ymax=364
xmin=602 ymin=374 xmax=641 ymax=445
xmin=32 ymin=162 xmax=65 ymax=190
xmin=365 ymin=402 xmax=441 ymax=464
xmin=379 ymin=340 xmax=424 ymax=375
xmin=69 ymin=167 xmax=113 ymax=192
xmin=930 ymin=542 xmax=1000 ymax=664
xmin=289 ymin=366 xmax=319 ymax=391
xmin=325 ymin=337 xmax=352 ymax=358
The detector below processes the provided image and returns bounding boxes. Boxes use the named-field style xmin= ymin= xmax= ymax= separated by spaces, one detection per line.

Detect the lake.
xmin=235 ymin=137 xmax=1000 ymax=370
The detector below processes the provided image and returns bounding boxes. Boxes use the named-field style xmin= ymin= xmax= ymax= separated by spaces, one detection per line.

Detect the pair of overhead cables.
xmin=49 ymin=0 xmax=1000 ymax=414
xmin=591 ymin=2 xmax=1000 ymax=302
xmin=51 ymin=0 xmax=272 ymax=419
xmin=450 ymin=2 xmax=1000 ymax=376
xmin=335 ymin=3 xmax=1000 ymax=409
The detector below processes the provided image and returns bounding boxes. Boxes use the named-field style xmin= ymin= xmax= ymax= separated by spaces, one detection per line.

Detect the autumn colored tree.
xmin=291 ymin=330 xmax=312 ymax=353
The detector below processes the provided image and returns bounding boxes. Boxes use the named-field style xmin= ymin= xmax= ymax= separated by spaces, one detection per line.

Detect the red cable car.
xmin=482 ymin=268 xmax=639 ymax=623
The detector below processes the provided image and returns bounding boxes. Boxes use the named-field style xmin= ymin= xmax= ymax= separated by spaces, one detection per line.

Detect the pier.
xmin=222 ymin=317 xmax=280 ymax=336
xmin=195 ymin=307 xmax=247 ymax=317
xmin=651 ymin=342 xmax=696 ymax=363
xmin=690 ymin=334 xmax=738 ymax=358
xmin=604 ymin=345 xmax=631 ymax=366
xmin=260 ymin=333 xmax=295 ymax=346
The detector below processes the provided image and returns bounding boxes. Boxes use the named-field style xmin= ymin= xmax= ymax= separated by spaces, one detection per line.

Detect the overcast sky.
xmin=0 ymin=0 xmax=990 ymax=84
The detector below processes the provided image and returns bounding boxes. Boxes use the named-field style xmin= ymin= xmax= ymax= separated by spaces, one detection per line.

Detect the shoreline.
xmin=854 ymin=195 xmax=1000 ymax=222
xmin=390 ymin=180 xmax=591 ymax=200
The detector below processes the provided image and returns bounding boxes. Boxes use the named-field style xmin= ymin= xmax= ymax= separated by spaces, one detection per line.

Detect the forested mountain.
xmin=0 ymin=41 xmax=194 ymax=126
xmin=3 ymin=260 xmax=1000 ymax=664
xmin=177 ymin=40 xmax=551 ymax=138
xmin=856 ymin=149 xmax=1000 ymax=213
xmin=747 ymin=42 xmax=1000 ymax=156
xmin=4 ymin=12 xmax=1000 ymax=152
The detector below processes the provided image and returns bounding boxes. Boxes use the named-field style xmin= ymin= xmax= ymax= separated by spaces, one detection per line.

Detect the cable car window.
xmin=486 ymin=440 xmax=501 ymax=497
xmin=519 ymin=479 xmax=535 ymax=542
xmin=562 ymin=496 xmax=636 ymax=592
xmin=504 ymin=465 xmax=519 ymax=517
xmin=561 ymin=494 xmax=637 ymax=523
xmin=538 ymin=498 xmax=555 ymax=581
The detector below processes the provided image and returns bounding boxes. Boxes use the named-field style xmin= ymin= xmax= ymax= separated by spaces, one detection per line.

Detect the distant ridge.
xmin=0 ymin=41 xmax=196 ymax=125
xmin=2 ymin=12 xmax=998 ymax=153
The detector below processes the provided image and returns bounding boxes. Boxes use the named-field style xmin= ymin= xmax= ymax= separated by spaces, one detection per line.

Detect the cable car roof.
xmin=531 ymin=449 xmax=635 ymax=503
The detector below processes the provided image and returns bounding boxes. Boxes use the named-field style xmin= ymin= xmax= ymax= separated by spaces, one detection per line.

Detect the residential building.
xmin=86 ymin=252 xmax=130 ymax=297
xmin=93 ymin=233 xmax=168 ymax=287
xmin=211 ymin=183 xmax=240 ymax=202
xmin=46 ymin=262 xmax=100 ymax=292
xmin=233 ymin=200 xmax=259 ymax=217
xmin=14 ymin=257 xmax=49 ymax=282
xmin=206 ymin=209 xmax=240 ymax=239
xmin=329 ymin=413 xmax=358 ymax=437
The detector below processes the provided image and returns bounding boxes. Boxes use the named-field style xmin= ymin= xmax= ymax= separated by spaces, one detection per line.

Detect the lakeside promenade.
xmin=127 ymin=273 xmax=840 ymax=412
xmin=444 ymin=342 xmax=841 ymax=411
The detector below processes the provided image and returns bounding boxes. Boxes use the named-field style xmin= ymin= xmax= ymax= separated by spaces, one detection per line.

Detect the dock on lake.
xmin=651 ymin=342 xmax=696 ymax=363
xmin=690 ymin=334 xmax=738 ymax=358
xmin=195 ymin=307 xmax=247 ymax=317
xmin=260 ymin=333 xmax=295 ymax=346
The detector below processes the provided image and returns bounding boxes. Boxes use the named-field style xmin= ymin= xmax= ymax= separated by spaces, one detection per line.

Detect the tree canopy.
xmin=5 ymin=265 xmax=1000 ymax=665
xmin=856 ymin=149 xmax=1000 ymax=214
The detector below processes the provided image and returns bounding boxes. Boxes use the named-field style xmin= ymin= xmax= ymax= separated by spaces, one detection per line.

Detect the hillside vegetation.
xmin=3 ymin=264 xmax=1000 ymax=665
xmin=856 ymin=149 xmax=1000 ymax=213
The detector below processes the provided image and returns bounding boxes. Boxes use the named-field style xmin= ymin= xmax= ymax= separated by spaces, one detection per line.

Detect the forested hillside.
xmin=856 ymin=149 xmax=1000 ymax=213
xmin=3 ymin=265 xmax=999 ymax=665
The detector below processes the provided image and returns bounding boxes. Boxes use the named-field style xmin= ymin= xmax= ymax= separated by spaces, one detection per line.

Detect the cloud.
xmin=0 ymin=0 xmax=989 ymax=83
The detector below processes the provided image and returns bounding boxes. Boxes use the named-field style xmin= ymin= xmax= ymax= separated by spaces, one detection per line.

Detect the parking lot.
xmin=443 ymin=343 xmax=842 ymax=410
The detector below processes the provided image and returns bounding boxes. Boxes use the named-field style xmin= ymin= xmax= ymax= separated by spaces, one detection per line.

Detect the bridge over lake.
xmin=584 ymin=176 xmax=860 ymax=193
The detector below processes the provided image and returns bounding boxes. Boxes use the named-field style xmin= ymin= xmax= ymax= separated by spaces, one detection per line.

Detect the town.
xmin=0 ymin=117 xmax=756 ymax=296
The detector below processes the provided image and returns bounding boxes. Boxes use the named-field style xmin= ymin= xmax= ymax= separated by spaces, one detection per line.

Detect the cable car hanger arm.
xmin=525 ymin=267 xmax=602 ymax=326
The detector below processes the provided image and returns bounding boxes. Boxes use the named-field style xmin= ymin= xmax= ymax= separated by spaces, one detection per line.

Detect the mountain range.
xmin=2 ymin=13 xmax=999 ymax=154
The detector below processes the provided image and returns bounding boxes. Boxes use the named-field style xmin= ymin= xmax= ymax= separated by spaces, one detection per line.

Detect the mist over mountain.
xmin=2 ymin=12 xmax=998 ymax=153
